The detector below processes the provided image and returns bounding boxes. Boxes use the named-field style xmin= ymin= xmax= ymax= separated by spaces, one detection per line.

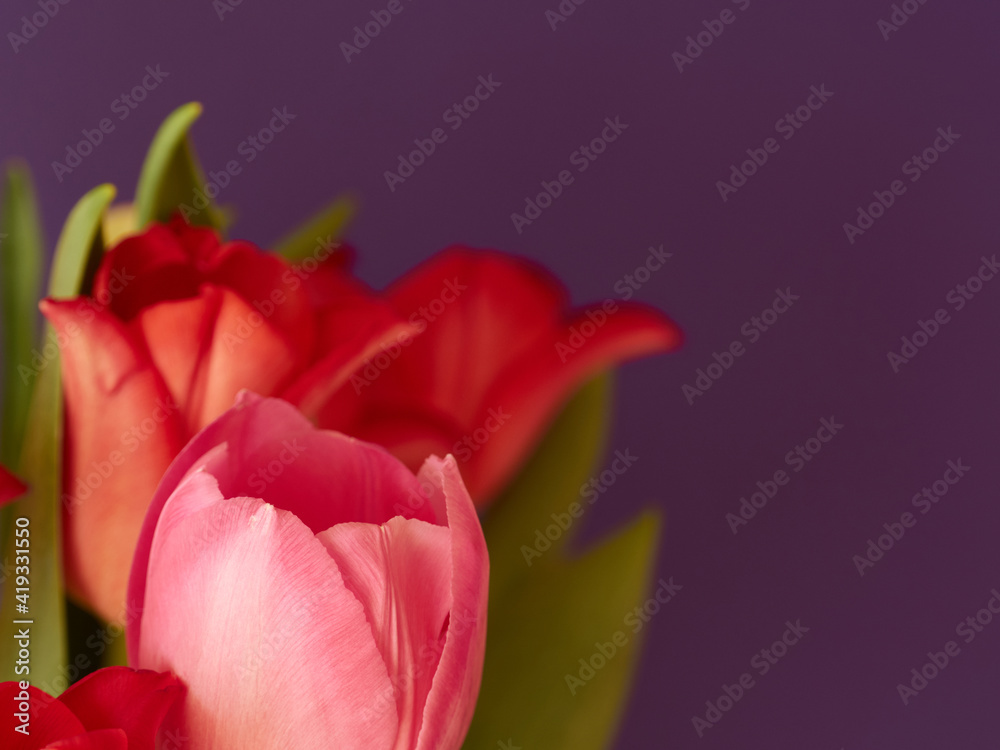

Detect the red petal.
xmin=331 ymin=248 xmax=681 ymax=503
xmin=40 ymin=298 xmax=186 ymax=621
xmin=199 ymin=239 xmax=317 ymax=363
xmin=95 ymin=220 xmax=317 ymax=366
xmin=466 ymin=302 xmax=680 ymax=500
xmin=93 ymin=223 xmax=202 ymax=320
xmin=0 ymin=464 xmax=27 ymax=507
xmin=0 ymin=682 xmax=84 ymax=750
xmin=44 ymin=728 xmax=128 ymax=750
xmin=283 ymin=271 xmax=418 ymax=422
xmin=133 ymin=285 xmax=299 ymax=433
xmin=58 ymin=668 xmax=184 ymax=750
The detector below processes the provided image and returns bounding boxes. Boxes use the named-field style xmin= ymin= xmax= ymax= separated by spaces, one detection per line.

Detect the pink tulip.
xmin=127 ymin=393 xmax=489 ymax=749
xmin=41 ymin=217 xmax=412 ymax=621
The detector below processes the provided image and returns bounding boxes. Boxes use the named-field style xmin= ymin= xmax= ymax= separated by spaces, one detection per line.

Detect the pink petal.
xmin=128 ymin=395 xmax=441 ymax=614
xmin=413 ymin=456 xmax=489 ymax=750
xmin=317 ymin=516 xmax=453 ymax=750
xmin=135 ymin=474 xmax=399 ymax=749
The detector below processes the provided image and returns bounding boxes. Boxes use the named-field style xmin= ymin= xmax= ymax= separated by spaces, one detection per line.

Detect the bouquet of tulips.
xmin=0 ymin=103 xmax=680 ymax=749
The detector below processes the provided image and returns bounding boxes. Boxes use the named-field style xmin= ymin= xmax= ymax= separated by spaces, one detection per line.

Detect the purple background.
xmin=3 ymin=0 xmax=1000 ymax=746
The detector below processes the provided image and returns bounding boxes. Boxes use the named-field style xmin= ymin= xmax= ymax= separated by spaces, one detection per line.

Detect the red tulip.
xmin=318 ymin=247 xmax=681 ymax=504
xmin=40 ymin=218 xmax=412 ymax=622
xmin=127 ymin=393 xmax=488 ymax=750
xmin=1 ymin=667 xmax=184 ymax=750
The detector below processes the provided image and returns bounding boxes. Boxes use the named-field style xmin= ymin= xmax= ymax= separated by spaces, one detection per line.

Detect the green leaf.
xmin=273 ymin=195 xmax=356 ymax=262
xmin=135 ymin=102 xmax=225 ymax=231
xmin=0 ymin=185 xmax=114 ymax=691
xmin=48 ymin=184 xmax=115 ymax=299
xmin=0 ymin=163 xmax=43 ymax=470
xmin=463 ymin=376 xmax=661 ymax=750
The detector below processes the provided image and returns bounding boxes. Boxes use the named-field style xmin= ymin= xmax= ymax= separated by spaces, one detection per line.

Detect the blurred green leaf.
xmin=135 ymin=102 xmax=225 ymax=231
xmin=48 ymin=184 xmax=115 ymax=298
xmin=464 ymin=376 xmax=661 ymax=750
xmin=0 ymin=184 xmax=114 ymax=691
xmin=0 ymin=164 xmax=43 ymax=476
xmin=273 ymin=195 xmax=356 ymax=262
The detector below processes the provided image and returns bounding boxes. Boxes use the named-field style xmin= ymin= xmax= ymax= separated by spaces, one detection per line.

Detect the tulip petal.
xmin=44 ymin=728 xmax=128 ymax=750
xmin=200 ymin=238 xmax=316 ymax=361
xmin=133 ymin=285 xmax=298 ymax=433
xmin=365 ymin=249 xmax=565 ymax=424
xmin=413 ymin=456 xmax=489 ymax=750
xmin=93 ymin=223 xmax=202 ymax=320
xmin=317 ymin=516 xmax=452 ymax=750
xmin=137 ymin=475 xmax=399 ymax=749
xmin=467 ymin=302 xmax=680 ymax=500
xmin=332 ymin=248 xmax=681 ymax=502
xmin=0 ymin=464 xmax=27 ymax=507
xmin=1 ymin=683 xmax=84 ymax=750
xmin=182 ymin=394 xmax=443 ymax=536
xmin=39 ymin=298 xmax=185 ymax=621
xmin=282 ymin=271 xmax=418 ymax=422
xmin=57 ymin=667 xmax=184 ymax=750
xmin=96 ymin=219 xmax=316 ymax=367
